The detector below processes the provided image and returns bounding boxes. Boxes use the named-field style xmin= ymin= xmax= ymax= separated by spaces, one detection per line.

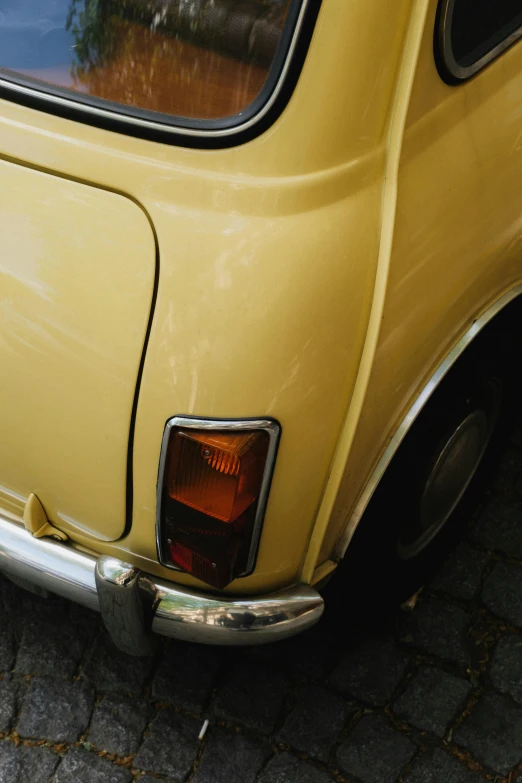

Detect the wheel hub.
xmin=398 ymin=408 xmax=490 ymax=560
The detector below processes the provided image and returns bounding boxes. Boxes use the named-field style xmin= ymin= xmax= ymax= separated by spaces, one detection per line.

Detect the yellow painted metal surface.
xmin=302 ymin=0 xmax=431 ymax=582
xmin=0 ymin=0 xmax=519 ymax=596
xmin=0 ymin=163 xmax=155 ymax=541
xmin=0 ymin=0 xmax=410 ymax=593
xmin=23 ymin=494 xmax=67 ymax=542
xmin=320 ymin=0 xmax=522 ymax=563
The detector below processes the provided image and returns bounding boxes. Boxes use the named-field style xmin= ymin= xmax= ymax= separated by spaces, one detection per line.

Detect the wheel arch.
xmin=334 ymin=282 xmax=522 ymax=561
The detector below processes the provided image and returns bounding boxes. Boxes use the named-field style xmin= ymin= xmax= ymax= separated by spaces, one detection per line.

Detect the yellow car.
xmin=0 ymin=0 xmax=520 ymax=655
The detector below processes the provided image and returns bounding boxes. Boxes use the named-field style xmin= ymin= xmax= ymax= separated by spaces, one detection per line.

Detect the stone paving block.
xmin=401 ymin=598 xmax=471 ymax=665
xmin=393 ymin=666 xmax=472 ymax=737
xmin=193 ymin=728 xmax=270 ymax=783
xmin=489 ymin=635 xmax=522 ymax=703
xmin=1 ymin=580 xmax=69 ymax=631
xmin=152 ymin=640 xmax=221 ymax=712
xmin=472 ymin=498 xmax=522 ymax=557
xmin=83 ymin=631 xmax=153 ymax=696
xmin=69 ymin=601 xmax=101 ymax=630
xmin=17 ymin=676 xmax=94 ymax=742
xmin=430 ymin=543 xmax=489 ymax=600
xmin=509 ymin=419 xmax=522 ymax=449
xmin=257 ymin=752 xmax=334 ymax=782
xmin=488 ymin=446 xmax=522 ymax=498
xmin=0 ymin=677 xmax=19 ymax=732
xmin=138 ymin=778 xmax=177 ymax=783
xmin=138 ymin=778 xmax=176 ymax=783
xmin=482 ymin=562 xmax=522 ymax=627
xmin=0 ymin=621 xmax=16 ymax=672
xmin=336 ymin=713 xmax=416 ymax=783
xmin=279 ymin=627 xmax=340 ymax=681
xmin=330 ymin=635 xmax=409 ymax=706
xmin=55 ymin=748 xmax=132 ymax=783
xmin=251 ymin=626 xmax=340 ymax=682
xmin=454 ymin=690 xmax=522 ymax=775
xmin=277 ymin=684 xmax=351 ymax=761
xmin=0 ymin=740 xmax=59 ymax=783
xmin=213 ymin=661 xmax=288 ymax=734
xmin=402 ymin=748 xmax=486 ymax=782
xmin=134 ymin=708 xmax=200 ymax=779
xmin=15 ymin=618 xmax=85 ymax=677
xmin=0 ymin=743 xmax=21 ymax=783
xmin=88 ymin=694 xmax=150 ymax=756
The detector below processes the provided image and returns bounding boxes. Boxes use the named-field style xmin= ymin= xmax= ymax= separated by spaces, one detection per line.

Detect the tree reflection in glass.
xmin=0 ymin=0 xmax=292 ymax=120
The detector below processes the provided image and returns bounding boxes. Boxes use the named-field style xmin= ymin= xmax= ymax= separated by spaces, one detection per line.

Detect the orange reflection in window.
xmin=11 ymin=0 xmax=291 ymax=121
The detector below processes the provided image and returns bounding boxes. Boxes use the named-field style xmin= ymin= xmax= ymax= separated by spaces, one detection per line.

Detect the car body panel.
xmin=319 ymin=0 xmax=522 ymax=563
xmin=0 ymin=0 xmax=411 ymax=593
xmin=0 ymin=0 xmax=519 ymax=600
xmin=0 ymin=160 xmax=156 ymax=541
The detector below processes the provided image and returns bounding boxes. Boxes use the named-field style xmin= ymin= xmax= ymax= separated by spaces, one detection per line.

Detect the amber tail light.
xmin=157 ymin=418 xmax=281 ymax=589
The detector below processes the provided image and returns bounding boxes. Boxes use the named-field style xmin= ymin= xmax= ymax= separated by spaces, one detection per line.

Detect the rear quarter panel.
xmin=0 ymin=0 xmax=411 ymax=592
xmin=322 ymin=0 xmax=522 ymax=562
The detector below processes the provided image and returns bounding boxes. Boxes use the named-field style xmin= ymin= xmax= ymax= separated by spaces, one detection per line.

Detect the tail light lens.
xmin=157 ymin=418 xmax=280 ymax=589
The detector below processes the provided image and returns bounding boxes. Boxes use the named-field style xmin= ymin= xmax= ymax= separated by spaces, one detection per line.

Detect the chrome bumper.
xmin=0 ymin=513 xmax=323 ymax=652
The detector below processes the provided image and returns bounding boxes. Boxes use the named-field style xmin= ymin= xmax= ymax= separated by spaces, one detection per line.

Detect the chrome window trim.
xmin=156 ymin=416 xmax=281 ymax=578
xmin=335 ymin=284 xmax=522 ymax=560
xmin=438 ymin=0 xmax=522 ymax=81
xmin=0 ymin=0 xmax=311 ymax=140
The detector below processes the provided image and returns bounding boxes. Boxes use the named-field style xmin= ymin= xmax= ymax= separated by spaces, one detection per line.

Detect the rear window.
xmin=436 ymin=0 xmax=522 ymax=81
xmin=0 ymin=0 xmax=306 ymax=135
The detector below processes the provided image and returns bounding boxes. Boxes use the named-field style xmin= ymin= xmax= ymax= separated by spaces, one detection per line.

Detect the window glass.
xmin=0 ymin=0 xmax=294 ymax=122
xmin=447 ymin=0 xmax=522 ymax=69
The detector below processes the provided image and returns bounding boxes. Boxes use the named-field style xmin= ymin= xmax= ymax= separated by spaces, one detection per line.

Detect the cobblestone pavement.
xmin=2 ymin=432 xmax=522 ymax=782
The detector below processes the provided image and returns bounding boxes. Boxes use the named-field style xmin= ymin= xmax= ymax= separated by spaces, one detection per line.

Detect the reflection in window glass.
xmin=0 ymin=0 xmax=293 ymax=121
xmin=449 ymin=0 xmax=522 ymax=68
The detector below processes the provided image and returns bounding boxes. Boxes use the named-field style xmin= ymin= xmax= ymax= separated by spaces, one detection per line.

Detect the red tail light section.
xmin=157 ymin=418 xmax=280 ymax=589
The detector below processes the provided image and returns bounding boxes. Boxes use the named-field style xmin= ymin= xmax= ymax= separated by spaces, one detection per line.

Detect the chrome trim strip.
xmin=153 ymin=582 xmax=323 ymax=645
xmin=156 ymin=416 xmax=281 ymax=577
xmin=438 ymin=0 xmax=522 ymax=81
xmin=0 ymin=515 xmax=100 ymax=611
xmin=95 ymin=557 xmax=158 ymax=656
xmin=335 ymin=285 xmax=522 ymax=559
xmin=0 ymin=0 xmax=311 ymax=140
xmin=0 ymin=513 xmax=322 ymax=645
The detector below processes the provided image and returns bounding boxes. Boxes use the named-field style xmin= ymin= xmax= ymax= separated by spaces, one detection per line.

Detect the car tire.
xmin=324 ymin=309 xmax=520 ymax=622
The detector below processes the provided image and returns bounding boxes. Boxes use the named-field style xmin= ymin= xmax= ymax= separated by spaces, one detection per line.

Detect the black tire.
xmin=324 ymin=304 xmax=521 ymax=622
